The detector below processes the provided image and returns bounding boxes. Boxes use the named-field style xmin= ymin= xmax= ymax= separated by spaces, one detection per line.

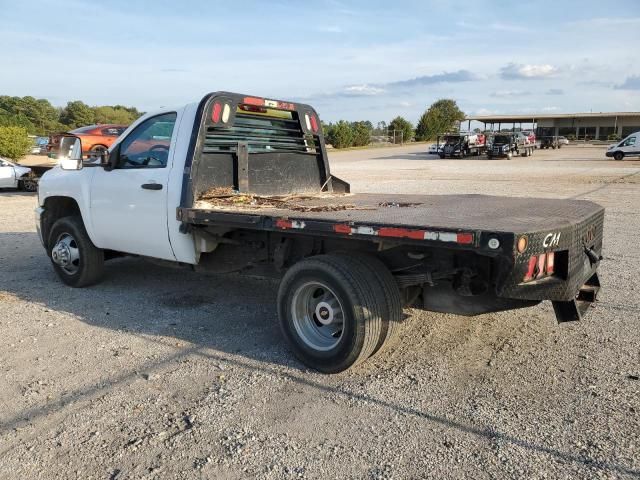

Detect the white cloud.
xmin=342 ymin=84 xmax=385 ymax=96
xmin=490 ymin=90 xmax=530 ymax=98
xmin=501 ymin=63 xmax=559 ymax=79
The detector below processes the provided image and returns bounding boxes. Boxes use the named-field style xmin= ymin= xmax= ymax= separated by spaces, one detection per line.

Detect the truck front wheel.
xmin=277 ymin=255 xmax=384 ymax=373
xmin=48 ymin=216 xmax=104 ymax=287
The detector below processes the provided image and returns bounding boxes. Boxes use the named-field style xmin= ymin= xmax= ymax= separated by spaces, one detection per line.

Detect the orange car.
xmin=48 ymin=124 xmax=128 ymax=156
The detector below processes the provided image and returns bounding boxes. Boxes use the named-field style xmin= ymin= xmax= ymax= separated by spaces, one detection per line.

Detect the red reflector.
xmin=456 ymin=233 xmax=474 ymax=244
xmin=546 ymin=252 xmax=555 ymax=275
xmin=333 ymin=224 xmax=352 ymax=234
xmin=212 ymin=103 xmax=222 ymax=122
xmin=536 ymin=254 xmax=546 ymax=279
xmin=524 ymin=256 xmax=537 ymax=282
xmin=310 ymin=115 xmax=318 ymax=133
xmin=378 ymin=227 xmax=424 ymax=240
xmin=243 ymin=96 xmax=264 ymax=106
xmin=276 ymin=219 xmax=292 ymax=229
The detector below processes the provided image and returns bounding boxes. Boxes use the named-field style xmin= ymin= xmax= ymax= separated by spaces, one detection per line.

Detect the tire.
xmin=89 ymin=144 xmax=108 ymax=160
xmin=438 ymin=154 xmax=445 ymax=159
xmin=614 ymin=151 xmax=624 ymax=161
xmin=48 ymin=216 xmax=104 ymax=287
xmin=487 ymin=154 xmax=493 ymax=159
xmin=18 ymin=178 xmax=38 ymax=192
xmin=277 ymin=255 xmax=383 ymax=373
xmin=333 ymin=253 xmax=403 ymax=356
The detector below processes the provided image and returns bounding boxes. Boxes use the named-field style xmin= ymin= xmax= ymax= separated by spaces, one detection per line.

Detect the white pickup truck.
xmin=37 ymin=91 xmax=604 ymax=373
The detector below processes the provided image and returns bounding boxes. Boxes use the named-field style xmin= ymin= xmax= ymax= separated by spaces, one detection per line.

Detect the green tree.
xmin=0 ymin=96 xmax=61 ymax=135
xmin=0 ymin=126 xmax=32 ymax=160
xmin=93 ymin=105 xmax=141 ymax=125
xmin=60 ymin=101 xmax=95 ymax=129
xmin=326 ymin=121 xmax=354 ymax=148
xmin=388 ymin=116 xmax=413 ymax=144
xmin=351 ymin=121 xmax=371 ymax=147
xmin=415 ymin=99 xmax=465 ymax=141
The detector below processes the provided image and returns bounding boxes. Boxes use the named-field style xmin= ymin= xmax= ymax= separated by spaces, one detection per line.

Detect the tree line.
xmin=0 ymin=95 xmax=143 ymax=136
xmin=323 ymin=99 xmax=465 ymax=149
xmin=0 ymin=94 xmax=466 ymax=159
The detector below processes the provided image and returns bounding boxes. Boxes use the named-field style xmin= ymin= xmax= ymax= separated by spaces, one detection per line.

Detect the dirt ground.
xmin=0 ymin=145 xmax=638 ymax=479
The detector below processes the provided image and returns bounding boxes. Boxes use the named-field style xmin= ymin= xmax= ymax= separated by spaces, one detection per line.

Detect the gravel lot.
xmin=1 ymin=145 xmax=639 ymax=479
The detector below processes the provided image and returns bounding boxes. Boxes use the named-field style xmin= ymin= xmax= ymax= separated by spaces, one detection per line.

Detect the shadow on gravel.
xmin=1 ymin=231 xmax=639 ymax=478
xmin=0 ymin=189 xmax=36 ymax=197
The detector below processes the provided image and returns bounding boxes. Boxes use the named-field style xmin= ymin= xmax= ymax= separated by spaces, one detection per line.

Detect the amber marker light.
xmin=517 ymin=236 xmax=528 ymax=253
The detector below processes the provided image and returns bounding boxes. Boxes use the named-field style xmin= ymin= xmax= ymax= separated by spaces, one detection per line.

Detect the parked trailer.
xmin=37 ymin=91 xmax=603 ymax=373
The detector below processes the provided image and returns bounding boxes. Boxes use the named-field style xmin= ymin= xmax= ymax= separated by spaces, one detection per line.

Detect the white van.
xmin=606 ymin=132 xmax=639 ymax=160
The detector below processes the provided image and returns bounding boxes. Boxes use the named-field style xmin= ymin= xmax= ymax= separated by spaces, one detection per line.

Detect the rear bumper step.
xmin=552 ymin=272 xmax=601 ymax=322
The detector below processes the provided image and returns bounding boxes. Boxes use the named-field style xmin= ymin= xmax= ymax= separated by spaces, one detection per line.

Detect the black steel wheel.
xmin=278 ymin=255 xmax=383 ymax=373
xmin=48 ymin=216 xmax=104 ymax=287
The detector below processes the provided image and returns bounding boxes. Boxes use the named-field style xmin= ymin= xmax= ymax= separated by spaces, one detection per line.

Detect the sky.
xmin=1 ymin=0 xmax=639 ymax=124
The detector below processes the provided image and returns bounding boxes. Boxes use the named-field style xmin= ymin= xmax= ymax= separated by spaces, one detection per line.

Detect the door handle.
xmin=141 ymin=183 xmax=163 ymax=190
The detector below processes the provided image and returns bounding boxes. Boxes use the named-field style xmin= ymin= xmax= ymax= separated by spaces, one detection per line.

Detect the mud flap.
xmin=552 ymin=272 xmax=600 ymax=322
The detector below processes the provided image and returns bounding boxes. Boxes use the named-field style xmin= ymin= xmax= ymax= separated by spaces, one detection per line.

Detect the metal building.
xmin=465 ymin=112 xmax=640 ymax=140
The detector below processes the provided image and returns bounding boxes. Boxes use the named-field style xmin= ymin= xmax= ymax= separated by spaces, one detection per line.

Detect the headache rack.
xmin=180 ymin=92 xmax=348 ymax=207
xmin=203 ymin=109 xmax=318 ymax=155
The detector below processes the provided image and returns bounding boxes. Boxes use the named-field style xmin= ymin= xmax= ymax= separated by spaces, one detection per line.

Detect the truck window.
xmin=623 ymin=136 xmax=636 ymax=147
xmin=116 ymin=113 xmax=176 ymax=169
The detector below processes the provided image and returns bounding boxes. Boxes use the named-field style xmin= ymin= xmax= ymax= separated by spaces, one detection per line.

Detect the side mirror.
xmin=58 ymin=135 xmax=83 ymax=171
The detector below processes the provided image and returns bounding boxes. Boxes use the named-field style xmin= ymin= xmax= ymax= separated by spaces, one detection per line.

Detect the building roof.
xmin=465 ymin=112 xmax=640 ymax=123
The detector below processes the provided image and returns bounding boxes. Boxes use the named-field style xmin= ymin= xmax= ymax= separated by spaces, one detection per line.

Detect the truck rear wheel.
xmin=277 ymin=255 xmax=383 ymax=373
xmin=48 ymin=216 xmax=105 ymax=287
xmin=333 ymin=253 xmax=403 ymax=355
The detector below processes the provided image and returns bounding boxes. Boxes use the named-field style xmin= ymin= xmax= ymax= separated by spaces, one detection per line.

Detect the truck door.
xmin=89 ymin=112 xmax=178 ymax=260
xmin=621 ymin=134 xmax=637 ymax=154
xmin=0 ymin=160 xmax=16 ymax=188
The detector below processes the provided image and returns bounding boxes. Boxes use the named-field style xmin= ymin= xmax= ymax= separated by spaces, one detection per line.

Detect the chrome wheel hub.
xmin=291 ymin=282 xmax=344 ymax=351
xmin=51 ymin=233 xmax=80 ymax=275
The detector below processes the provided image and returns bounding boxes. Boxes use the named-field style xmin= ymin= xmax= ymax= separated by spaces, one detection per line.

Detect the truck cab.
xmin=606 ymin=132 xmax=639 ymax=160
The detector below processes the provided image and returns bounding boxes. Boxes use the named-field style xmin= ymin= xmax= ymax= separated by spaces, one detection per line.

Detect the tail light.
xmin=546 ymin=252 xmax=555 ymax=274
xmin=536 ymin=254 xmax=546 ymax=279
xmin=310 ymin=115 xmax=319 ymax=133
xmin=212 ymin=102 xmax=222 ymax=123
xmin=524 ymin=256 xmax=537 ymax=282
xmin=523 ymin=251 xmax=557 ymax=282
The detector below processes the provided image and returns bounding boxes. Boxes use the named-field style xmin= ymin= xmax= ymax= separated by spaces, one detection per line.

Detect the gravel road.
xmin=0 ymin=145 xmax=638 ymax=479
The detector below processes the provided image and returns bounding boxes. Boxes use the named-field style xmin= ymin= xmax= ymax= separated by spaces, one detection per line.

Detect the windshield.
xmin=444 ymin=136 xmax=462 ymax=144
xmin=493 ymin=135 xmax=511 ymax=144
